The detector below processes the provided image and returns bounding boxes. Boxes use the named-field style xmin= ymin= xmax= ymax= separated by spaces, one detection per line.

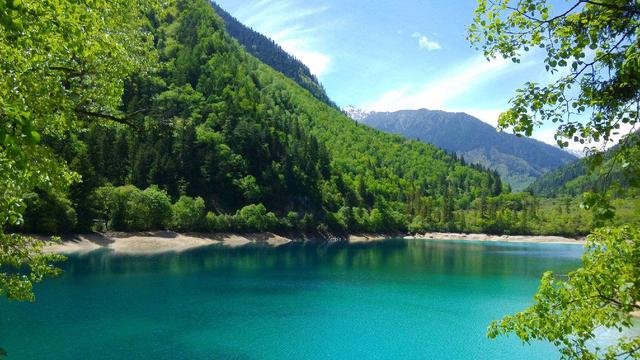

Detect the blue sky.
xmin=214 ymin=0 xmax=568 ymax=147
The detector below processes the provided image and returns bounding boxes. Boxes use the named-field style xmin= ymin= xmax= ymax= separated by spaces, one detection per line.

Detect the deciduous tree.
xmin=0 ymin=0 xmax=162 ymax=301
xmin=470 ymin=0 xmax=640 ymax=357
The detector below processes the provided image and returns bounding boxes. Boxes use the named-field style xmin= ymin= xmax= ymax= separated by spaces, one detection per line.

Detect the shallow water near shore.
xmin=0 ymin=239 xmax=584 ymax=359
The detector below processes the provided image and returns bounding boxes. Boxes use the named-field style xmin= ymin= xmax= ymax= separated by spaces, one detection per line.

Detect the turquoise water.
xmin=0 ymin=239 xmax=584 ymax=359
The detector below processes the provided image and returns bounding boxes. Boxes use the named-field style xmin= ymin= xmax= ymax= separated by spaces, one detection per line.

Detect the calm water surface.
xmin=0 ymin=239 xmax=584 ymax=359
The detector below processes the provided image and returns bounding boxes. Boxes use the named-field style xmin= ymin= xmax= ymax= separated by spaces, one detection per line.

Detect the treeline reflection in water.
xmin=60 ymin=239 xmax=584 ymax=281
xmin=0 ymin=238 xmax=587 ymax=360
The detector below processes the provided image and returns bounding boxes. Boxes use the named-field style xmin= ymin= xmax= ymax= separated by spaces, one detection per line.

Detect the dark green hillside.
xmin=26 ymin=0 xmax=619 ymax=237
xmin=526 ymin=159 xmax=590 ymax=197
xmin=359 ymin=109 xmax=576 ymax=191
xmin=528 ymin=134 xmax=640 ymax=197
xmin=22 ymin=0 xmax=512 ymax=235
xmin=210 ymin=2 xmax=335 ymax=107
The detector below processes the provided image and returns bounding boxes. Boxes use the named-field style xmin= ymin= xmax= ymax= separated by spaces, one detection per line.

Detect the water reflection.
xmin=60 ymin=239 xmax=584 ymax=281
xmin=0 ymin=239 xmax=587 ymax=360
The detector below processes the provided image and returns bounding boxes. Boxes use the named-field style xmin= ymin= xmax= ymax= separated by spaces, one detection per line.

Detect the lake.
xmin=0 ymin=239 xmax=584 ymax=359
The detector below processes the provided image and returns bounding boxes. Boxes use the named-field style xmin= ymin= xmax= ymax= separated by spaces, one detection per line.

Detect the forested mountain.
xmin=355 ymin=109 xmax=576 ymax=191
xmin=528 ymin=135 xmax=639 ymax=197
xmin=20 ymin=0 xmax=591 ymax=237
xmin=210 ymin=2 xmax=335 ymax=107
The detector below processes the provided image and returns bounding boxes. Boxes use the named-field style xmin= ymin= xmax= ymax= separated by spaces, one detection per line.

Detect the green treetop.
xmin=0 ymin=0 xmax=163 ymax=302
xmin=469 ymin=0 xmax=639 ymax=151
xmin=470 ymin=0 xmax=640 ymax=358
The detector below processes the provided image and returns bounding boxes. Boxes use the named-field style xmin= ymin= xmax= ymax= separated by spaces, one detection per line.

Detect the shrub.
xmin=324 ymin=211 xmax=346 ymax=231
xmin=408 ymin=216 xmax=426 ymax=233
xmin=335 ymin=206 xmax=354 ymax=231
xmin=92 ymin=184 xmax=141 ymax=231
xmin=283 ymin=211 xmax=299 ymax=229
xmin=234 ymin=204 xmax=279 ymax=232
xmin=126 ymin=186 xmax=172 ymax=231
xmin=368 ymin=208 xmax=385 ymax=232
xmin=172 ymin=196 xmax=206 ymax=231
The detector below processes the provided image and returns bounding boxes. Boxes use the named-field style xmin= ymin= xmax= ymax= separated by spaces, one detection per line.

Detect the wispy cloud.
xmin=281 ymin=39 xmax=331 ymax=77
xmin=229 ymin=0 xmax=332 ymax=77
xmin=458 ymin=109 xmax=504 ymax=127
xmin=412 ymin=32 xmax=441 ymax=51
xmin=363 ymin=55 xmax=530 ymax=117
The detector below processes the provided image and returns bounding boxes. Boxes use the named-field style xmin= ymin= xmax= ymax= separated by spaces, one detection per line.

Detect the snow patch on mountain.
xmin=343 ymin=106 xmax=372 ymax=122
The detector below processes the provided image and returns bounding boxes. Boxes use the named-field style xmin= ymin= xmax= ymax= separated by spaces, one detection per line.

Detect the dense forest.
xmin=17 ymin=0 xmax=632 ymax=237
xmin=528 ymin=134 xmax=639 ymax=197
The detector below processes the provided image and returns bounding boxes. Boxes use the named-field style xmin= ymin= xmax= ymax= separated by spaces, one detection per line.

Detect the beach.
xmin=41 ymin=231 xmax=586 ymax=255
xmin=408 ymin=232 xmax=586 ymax=244
xmin=42 ymin=231 xmax=293 ymax=255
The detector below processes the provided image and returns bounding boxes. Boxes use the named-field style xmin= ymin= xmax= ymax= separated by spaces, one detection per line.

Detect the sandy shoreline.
xmin=407 ymin=232 xmax=586 ymax=244
xmin=40 ymin=231 xmax=586 ymax=255
xmin=42 ymin=231 xmax=293 ymax=255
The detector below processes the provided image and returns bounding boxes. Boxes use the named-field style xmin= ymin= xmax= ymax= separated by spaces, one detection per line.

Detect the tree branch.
xmin=74 ymin=107 xmax=147 ymax=129
xmin=571 ymin=25 xmax=639 ymax=81
xmin=506 ymin=1 xmax=583 ymax=25
xmin=582 ymin=0 xmax=640 ymax=15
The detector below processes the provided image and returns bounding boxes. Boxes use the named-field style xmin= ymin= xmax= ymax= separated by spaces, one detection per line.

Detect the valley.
xmin=0 ymin=0 xmax=638 ymax=359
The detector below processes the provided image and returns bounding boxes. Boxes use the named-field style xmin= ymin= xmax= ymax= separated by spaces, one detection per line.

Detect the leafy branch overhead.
xmin=0 ymin=0 xmax=164 ymax=301
xmin=471 ymin=1 xmax=640 ymax=358
xmin=488 ymin=226 xmax=640 ymax=359
xmin=468 ymin=0 xmax=639 ymax=150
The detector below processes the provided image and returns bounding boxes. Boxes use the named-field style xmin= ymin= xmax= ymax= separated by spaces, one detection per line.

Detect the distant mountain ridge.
xmin=211 ymin=2 xmax=335 ymax=107
xmin=355 ymin=109 xmax=577 ymax=191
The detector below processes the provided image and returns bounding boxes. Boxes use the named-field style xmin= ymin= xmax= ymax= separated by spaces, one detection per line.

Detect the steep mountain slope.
xmin=357 ymin=109 xmax=576 ymax=191
xmin=25 ymin=0 xmax=510 ymax=234
xmin=528 ymin=134 xmax=639 ymax=197
xmin=210 ymin=2 xmax=335 ymax=107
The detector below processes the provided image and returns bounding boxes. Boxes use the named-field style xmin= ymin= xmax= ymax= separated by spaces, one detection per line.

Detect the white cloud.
xmin=533 ymin=122 xmax=636 ymax=153
xmin=457 ymin=108 xmax=504 ymax=127
xmin=412 ymin=32 xmax=441 ymax=51
xmin=281 ymin=39 xmax=331 ymax=76
xmin=363 ymin=55 xmax=519 ymax=113
xmin=229 ymin=1 xmax=332 ymax=77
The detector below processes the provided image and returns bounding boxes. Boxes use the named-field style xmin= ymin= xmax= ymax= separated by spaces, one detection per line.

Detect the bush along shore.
xmin=22 ymin=184 xmax=636 ymax=242
xmin=27 ymin=184 xmax=588 ymax=256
